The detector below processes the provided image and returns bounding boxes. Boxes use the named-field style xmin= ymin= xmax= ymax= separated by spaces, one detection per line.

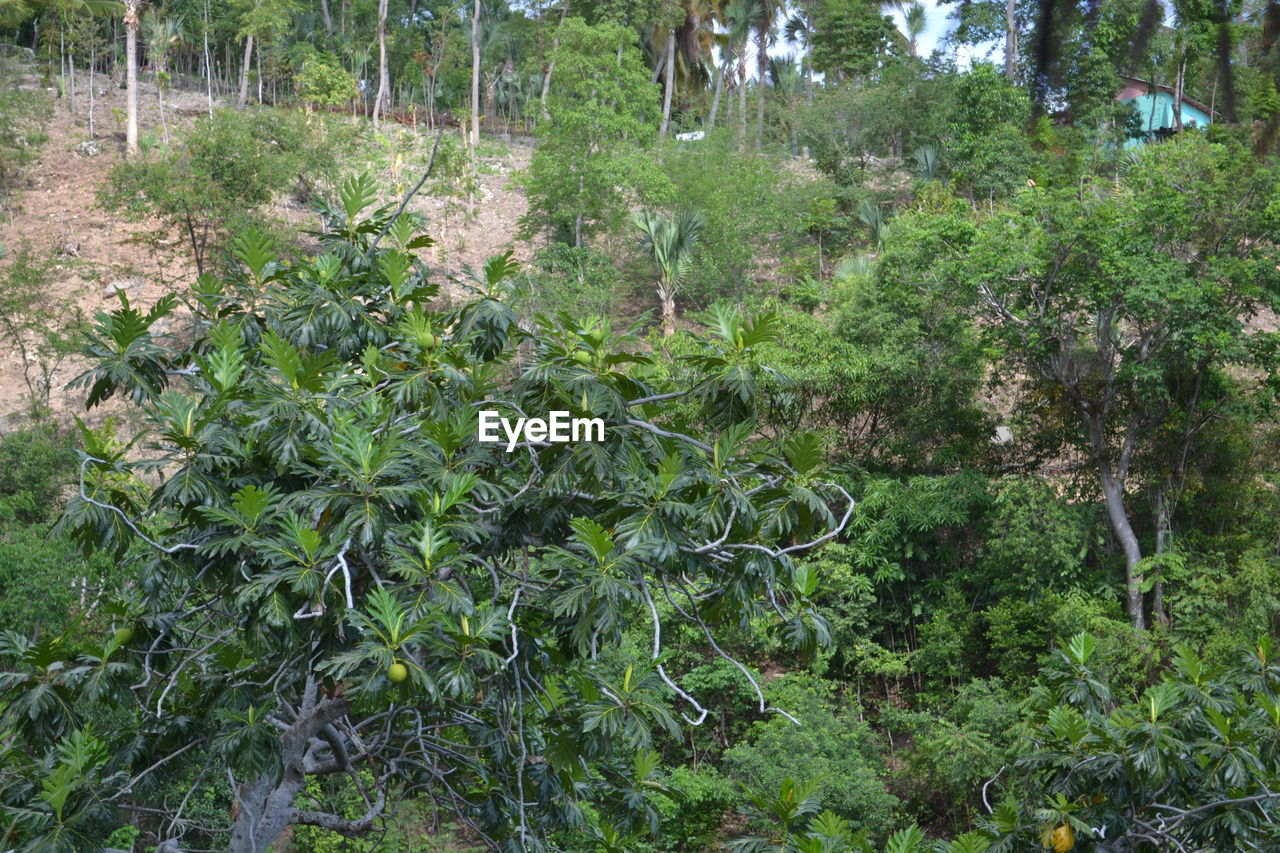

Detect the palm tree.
xmin=767 ymin=55 xmax=802 ymax=153
xmin=912 ymin=144 xmax=939 ymax=181
xmin=903 ymin=1 xmax=926 ymax=57
xmin=144 ymin=11 xmax=182 ymax=145
xmin=706 ymin=32 xmax=729 ymax=128
xmin=752 ymin=0 xmax=780 ymax=149
xmin=724 ymin=0 xmax=757 ymax=149
xmin=633 ymin=209 xmax=706 ymax=337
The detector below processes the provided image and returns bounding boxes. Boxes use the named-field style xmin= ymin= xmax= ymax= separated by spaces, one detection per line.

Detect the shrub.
xmin=722 ymin=676 xmax=899 ymax=835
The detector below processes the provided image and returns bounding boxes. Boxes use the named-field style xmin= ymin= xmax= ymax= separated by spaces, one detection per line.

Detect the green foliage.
xmin=657 ymin=131 xmax=820 ymax=306
xmin=800 ymin=64 xmax=953 ymax=188
xmin=0 ymin=66 xmax=49 ymax=200
xmin=976 ymin=476 xmax=1096 ymax=598
xmin=1017 ymin=634 xmax=1280 ymax=850
xmin=515 ymin=243 xmax=627 ymax=320
xmin=756 ymin=293 xmax=988 ymax=473
xmin=0 ymin=425 xmax=119 ymax=639
xmin=0 ymin=424 xmax=75 ymax=525
xmin=0 ymin=247 xmax=85 ymax=416
xmin=799 ymin=0 xmax=897 ymax=79
xmin=296 ymin=51 xmax=358 ymax=107
xmin=10 ymin=196 xmax=847 ymax=851
xmin=0 ymin=725 xmax=120 ymax=852
xmin=101 ymin=109 xmax=342 ymax=273
xmin=723 ymin=679 xmax=899 ymax=835
xmin=633 ymin=208 xmax=706 ymax=333
xmin=650 ymin=764 xmax=739 ymax=851
xmin=945 ymin=64 xmax=1032 ymax=200
xmin=523 ymin=17 xmax=666 ymax=245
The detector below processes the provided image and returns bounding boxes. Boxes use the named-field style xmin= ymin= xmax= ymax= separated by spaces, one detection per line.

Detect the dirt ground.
xmin=0 ymin=68 xmax=535 ymax=427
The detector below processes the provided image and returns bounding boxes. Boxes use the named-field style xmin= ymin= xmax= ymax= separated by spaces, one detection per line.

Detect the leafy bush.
xmin=0 ymin=66 xmax=49 ymax=200
xmin=722 ymin=677 xmax=899 ymax=836
xmin=296 ymin=51 xmax=358 ymax=108
xmin=0 ymin=248 xmax=86 ymax=416
xmin=651 ymin=764 xmax=739 ymax=851
xmin=101 ymin=109 xmax=343 ymax=273
xmin=516 ymin=243 xmax=628 ymax=322
xmin=0 ymin=424 xmax=75 ymax=524
xmin=658 ymin=132 xmax=819 ymax=308
xmin=0 ymin=425 xmax=118 ymax=638
xmin=976 ymin=476 xmax=1096 ymax=599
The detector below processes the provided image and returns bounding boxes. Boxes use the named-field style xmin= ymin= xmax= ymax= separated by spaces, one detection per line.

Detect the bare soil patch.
xmin=0 ymin=70 xmax=535 ymax=427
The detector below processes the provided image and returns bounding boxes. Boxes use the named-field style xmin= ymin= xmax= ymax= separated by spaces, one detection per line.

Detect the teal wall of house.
xmin=1120 ymin=91 xmax=1213 ymax=147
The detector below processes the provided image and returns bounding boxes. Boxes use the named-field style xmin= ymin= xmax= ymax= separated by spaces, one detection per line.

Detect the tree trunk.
xmin=1100 ymin=469 xmax=1146 ymax=632
xmin=203 ymin=0 xmax=214 ymax=117
xmin=237 ymin=34 xmax=253 ymax=108
xmin=68 ymin=48 xmax=77 ymax=115
xmin=319 ymin=0 xmax=334 ymax=37
xmin=469 ymin=0 xmax=482 ymax=214
xmin=1152 ymin=486 xmax=1172 ymax=629
xmin=708 ymin=60 xmax=723 ymax=129
xmin=1173 ymin=57 xmax=1186 ymax=132
xmin=374 ymin=0 xmax=389 ymax=128
xmin=540 ymin=4 xmax=568 ymax=121
xmin=573 ymin=173 xmax=583 ymax=247
xmin=658 ymin=283 xmax=676 ymax=336
xmin=125 ymin=0 xmax=140 ymax=157
xmin=88 ymin=41 xmax=96 ymax=138
xmin=226 ymin=683 xmax=367 ymax=853
xmin=755 ymin=25 xmax=767 ymax=149
xmin=736 ymin=53 xmax=747 ymax=149
xmin=1003 ymin=0 xmax=1018 ymax=78
xmin=659 ymin=29 xmax=676 ymax=137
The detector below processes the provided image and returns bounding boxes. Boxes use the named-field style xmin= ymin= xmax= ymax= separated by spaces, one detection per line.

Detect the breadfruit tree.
xmin=0 ymin=176 xmax=848 ymax=853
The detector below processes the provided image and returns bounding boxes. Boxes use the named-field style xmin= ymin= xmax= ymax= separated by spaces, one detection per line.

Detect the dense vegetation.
xmin=3 ymin=0 xmax=1280 ymax=851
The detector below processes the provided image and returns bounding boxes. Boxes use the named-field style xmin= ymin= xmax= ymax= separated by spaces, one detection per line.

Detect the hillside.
xmin=0 ymin=69 xmax=534 ymax=424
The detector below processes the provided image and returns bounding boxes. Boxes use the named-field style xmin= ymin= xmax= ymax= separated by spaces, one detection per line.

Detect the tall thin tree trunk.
xmin=69 ymin=47 xmax=77 ymax=115
xmin=573 ymin=174 xmax=583 ymax=246
xmin=204 ymin=0 xmax=214 ymax=116
xmin=237 ymin=34 xmax=253 ymax=108
xmin=125 ymin=0 xmax=140 ymax=157
xmin=539 ymin=5 xmax=567 ymax=120
xmin=1173 ymin=57 xmax=1186 ymax=131
xmin=754 ymin=26 xmax=767 ymax=149
xmin=319 ymin=0 xmax=334 ymax=37
xmin=373 ymin=0 xmax=389 ymax=128
xmin=659 ymin=29 xmax=675 ymax=137
xmin=1004 ymin=0 xmax=1017 ymax=78
xmin=469 ymin=0 xmax=481 ymax=214
xmin=736 ymin=53 xmax=747 ymax=149
xmin=257 ymin=43 xmax=263 ymax=104
xmin=1153 ymin=486 xmax=1172 ymax=629
xmin=708 ymin=60 xmax=723 ymax=129
xmin=88 ymin=41 xmax=96 ymax=138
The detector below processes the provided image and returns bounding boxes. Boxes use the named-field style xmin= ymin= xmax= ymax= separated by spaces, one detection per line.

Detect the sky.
xmin=888 ymin=0 xmax=956 ymax=59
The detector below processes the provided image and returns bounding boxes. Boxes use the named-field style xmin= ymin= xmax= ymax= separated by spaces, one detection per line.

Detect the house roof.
xmin=1116 ymin=75 xmax=1216 ymax=118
